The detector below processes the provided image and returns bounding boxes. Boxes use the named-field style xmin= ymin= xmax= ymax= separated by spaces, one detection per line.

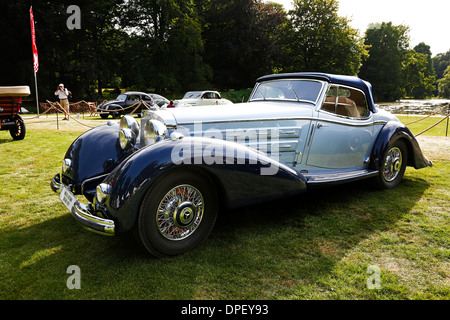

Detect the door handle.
xmin=317 ymin=123 xmax=329 ymax=128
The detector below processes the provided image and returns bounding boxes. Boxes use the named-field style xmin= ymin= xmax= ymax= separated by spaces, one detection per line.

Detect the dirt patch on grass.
xmin=415 ymin=135 xmax=450 ymax=161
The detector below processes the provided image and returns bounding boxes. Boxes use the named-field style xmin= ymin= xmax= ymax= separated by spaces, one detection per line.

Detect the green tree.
xmin=123 ymin=0 xmax=211 ymax=93
xmin=0 ymin=1 xmax=127 ymax=101
xmin=359 ymin=22 xmax=410 ymax=101
xmin=402 ymin=48 xmax=435 ymax=99
xmin=437 ymin=66 xmax=450 ymax=98
xmin=202 ymin=0 xmax=288 ymax=89
xmin=408 ymin=42 xmax=436 ymax=98
xmin=284 ymin=0 xmax=367 ymax=75
xmin=433 ymin=50 xmax=450 ymax=80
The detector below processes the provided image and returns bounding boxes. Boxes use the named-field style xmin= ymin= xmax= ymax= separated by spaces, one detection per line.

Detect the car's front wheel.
xmin=376 ymin=139 xmax=408 ymax=189
xmin=135 ymin=170 xmax=218 ymax=257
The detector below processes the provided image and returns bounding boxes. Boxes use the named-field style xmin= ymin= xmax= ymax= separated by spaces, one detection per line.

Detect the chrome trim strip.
xmin=306 ymin=170 xmax=378 ymax=185
xmin=177 ymin=116 xmax=387 ymax=128
xmin=81 ymin=173 xmax=109 ymax=193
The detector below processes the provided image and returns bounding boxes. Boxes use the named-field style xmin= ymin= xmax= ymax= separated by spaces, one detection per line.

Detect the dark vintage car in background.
xmin=98 ymin=91 xmax=157 ymax=119
xmin=51 ymin=72 xmax=432 ymax=257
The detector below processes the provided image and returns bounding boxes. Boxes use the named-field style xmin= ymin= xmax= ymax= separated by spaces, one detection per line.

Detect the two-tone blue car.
xmin=51 ymin=73 xmax=432 ymax=257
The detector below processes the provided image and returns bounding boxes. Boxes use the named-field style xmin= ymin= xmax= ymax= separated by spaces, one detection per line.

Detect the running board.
xmin=305 ymin=169 xmax=378 ymax=188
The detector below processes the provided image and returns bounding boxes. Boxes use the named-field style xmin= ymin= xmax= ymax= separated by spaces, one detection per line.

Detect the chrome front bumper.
xmin=51 ymin=174 xmax=116 ymax=236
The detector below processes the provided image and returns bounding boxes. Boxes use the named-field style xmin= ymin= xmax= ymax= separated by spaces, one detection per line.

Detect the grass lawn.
xmin=0 ymin=114 xmax=448 ymax=300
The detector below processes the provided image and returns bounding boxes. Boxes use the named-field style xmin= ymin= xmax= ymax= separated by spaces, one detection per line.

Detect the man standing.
xmin=55 ymin=83 xmax=70 ymax=120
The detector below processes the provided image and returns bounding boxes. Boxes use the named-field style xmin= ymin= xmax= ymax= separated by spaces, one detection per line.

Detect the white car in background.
xmin=173 ymin=90 xmax=232 ymax=107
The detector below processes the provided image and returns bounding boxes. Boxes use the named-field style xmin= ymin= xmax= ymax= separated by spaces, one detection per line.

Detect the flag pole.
xmin=34 ymin=71 xmax=39 ymax=117
xmin=30 ymin=6 xmax=39 ymax=117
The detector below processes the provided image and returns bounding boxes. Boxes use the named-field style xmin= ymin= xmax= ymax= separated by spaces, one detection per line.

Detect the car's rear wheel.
xmin=10 ymin=116 xmax=26 ymax=140
xmin=135 ymin=170 xmax=218 ymax=257
xmin=376 ymin=139 xmax=408 ymax=189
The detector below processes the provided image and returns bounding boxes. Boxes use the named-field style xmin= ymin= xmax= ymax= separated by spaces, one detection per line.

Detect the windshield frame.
xmin=249 ymin=79 xmax=326 ymax=105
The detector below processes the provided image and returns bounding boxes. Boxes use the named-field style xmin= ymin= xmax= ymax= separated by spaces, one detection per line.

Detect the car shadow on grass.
xmin=0 ymin=175 xmax=430 ymax=299
xmin=196 ymin=175 xmax=430 ymax=296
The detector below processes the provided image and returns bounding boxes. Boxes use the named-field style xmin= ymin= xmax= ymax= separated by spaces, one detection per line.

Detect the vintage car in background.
xmin=0 ymin=86 xmax=30 ymax=140
xmin=51 ymin=72 xmax=432 ymax=257
xmin=98 ymin=91 xmax=157 ymax=119
xmin=174 ymin=90 xmax=232 ymax=107
xmin=149 ymin=93 xmax=170 ymax=107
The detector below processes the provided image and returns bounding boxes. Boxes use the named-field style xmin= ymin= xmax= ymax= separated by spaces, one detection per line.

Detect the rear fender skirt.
xmin=370 ymin=121 xmax=432 ymax=170
xmin=104 ymin=137 xmax=307 ymax=232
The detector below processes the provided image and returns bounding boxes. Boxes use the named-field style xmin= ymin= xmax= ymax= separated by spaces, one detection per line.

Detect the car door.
xmin=306 ymin=85 xmax=375 ymax=169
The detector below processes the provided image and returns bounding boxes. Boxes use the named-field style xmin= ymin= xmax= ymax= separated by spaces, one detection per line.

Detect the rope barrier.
xmin=21 ymin=105 xmax=56 ymax=119
xmin=21 ymin=99 xmax=159 ymax=131
xmin=401 ymin=104 xmax=449 ymax=137
xmin=405 ymin=104 xmax=449 ymax=125
xmin=414 ymin=114 xmax=450 ymax=136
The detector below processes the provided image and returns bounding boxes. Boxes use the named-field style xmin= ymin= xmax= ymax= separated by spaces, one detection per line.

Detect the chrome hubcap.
xmin=157 ymin=185 xmax=204 ymax=241
xmin=383 ymin=147 xmax=402 ymax=182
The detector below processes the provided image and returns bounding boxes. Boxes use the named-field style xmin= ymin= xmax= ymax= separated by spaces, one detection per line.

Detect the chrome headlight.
xmin=144 ymin=119 xmax=168 ymax=146
xmin=119 ymin=128 xmax=136 ymax=149
xmin=119 ymin=115 xmax=140 ymax=150
xmin=120 ymin=115 xmax=140 ymax=136
xmin=96 ymin=183 xmax=111 ymax=204
xmin=62 ymin=158 xmax=72 ymax=174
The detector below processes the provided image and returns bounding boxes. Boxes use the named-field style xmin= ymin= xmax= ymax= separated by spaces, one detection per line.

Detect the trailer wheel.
xmin=10 ymin=116 xmax=26 ymax=140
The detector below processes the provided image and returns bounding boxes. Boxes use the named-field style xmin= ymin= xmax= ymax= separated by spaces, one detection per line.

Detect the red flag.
xmin=30 ymin=6 xmax=39 ymax=73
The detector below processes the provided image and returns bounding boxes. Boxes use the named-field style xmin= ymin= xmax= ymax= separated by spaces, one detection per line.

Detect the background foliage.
xmin=1 ymin=0 xmax=450 ymax=102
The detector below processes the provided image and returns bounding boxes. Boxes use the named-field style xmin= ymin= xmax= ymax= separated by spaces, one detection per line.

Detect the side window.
xmin=321 ymin=85 xmax=369 ymax=118
xmin=128 ymin=95 xmax=140 ymax=101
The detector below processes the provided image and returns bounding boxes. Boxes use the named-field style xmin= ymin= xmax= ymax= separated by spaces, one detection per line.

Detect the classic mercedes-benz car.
xmin=98 ymin=91 xmax=157 ymax=119
xmin=51 ymin=73 xmax=432 ymax=257
xmin=174 ymin=90 xmax=232 ymax=107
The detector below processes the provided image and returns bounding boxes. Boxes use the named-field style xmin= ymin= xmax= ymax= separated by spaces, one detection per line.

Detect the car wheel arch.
xmin=370 ymin=121 xmax=429 ymax=170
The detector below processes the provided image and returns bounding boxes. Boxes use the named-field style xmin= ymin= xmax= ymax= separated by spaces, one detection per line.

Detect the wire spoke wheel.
xmin=382 ymin=147 xmax=402 ymax=182
xmin=376 ymin=140 xmax=407 ymax=189
xmin=136 ymin=170 xmax=218 ymax=257
xmin=157 ymin=185 xmax=204 ymax=241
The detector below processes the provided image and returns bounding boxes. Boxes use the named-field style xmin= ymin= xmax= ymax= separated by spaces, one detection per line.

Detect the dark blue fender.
xmin=103 ymin=137 xmax=307 ymax=233
xmin=370 ymin=121 xmax=433 ymax=170
xmin=62 ymin=124 xmax=135 ymax=199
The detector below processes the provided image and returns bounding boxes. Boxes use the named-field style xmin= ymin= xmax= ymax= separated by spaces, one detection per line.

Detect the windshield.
xmin=116 ymin=94 xmax=127 ymax=101
xmin=183 ymin=91 xmax=202 ymax=99
xmin=250 ymin=79 xmax=324 ymax=104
